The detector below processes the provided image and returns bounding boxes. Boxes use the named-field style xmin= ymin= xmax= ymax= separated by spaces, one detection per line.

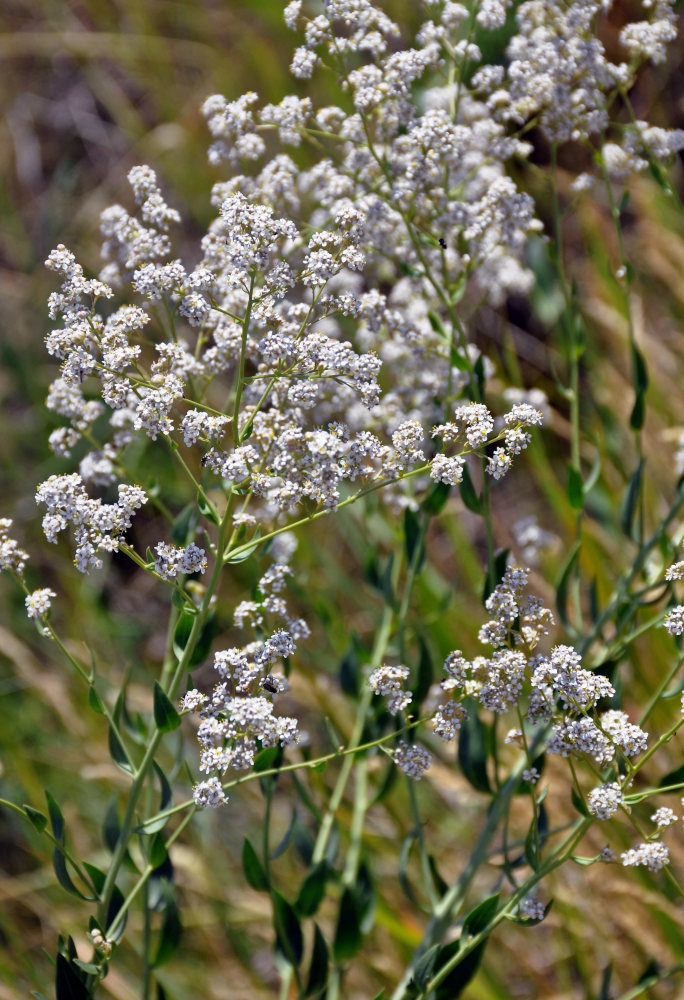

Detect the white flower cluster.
xmin=588 ymin=782 xmax=624 ymax=820
xmin=420 ymin=568 xmax=648 ymax=775
xmin=0 ymin=519 xmax=29 ymax=575
xmin=620 ymin=842 xmax=670 ymax=872
xmin=187 ymin=561 xmax=308 ymax=807
xmin=153 ymin=542 xmax=207 ymax=581
xmin=368 ymin=664 xmax=412 ymax=715
xmin=25 ymin=588 xmax=57 ymax=620
xmin=393 ymin=741 xmax=432 ymax=780
xmin=35 ymin=474 xmax=147 ymax=573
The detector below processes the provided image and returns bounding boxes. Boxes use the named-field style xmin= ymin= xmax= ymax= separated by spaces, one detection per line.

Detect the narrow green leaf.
xmin=105 ymin=884 xmax=127 ymax=944
xmin=422 ymin=481 xmax=450 ymax=516
xmin=152 ymin=884 xmax=182 ymax=968
xmin=460 ymin=893 xmax=500 ymax=941
xmin=149 ymin=832 xmax=168 ymax=869
xmin=404 ymin=507 xmax=421 ymax=563
xmin=333 ymin=887 xmax=363 ymax=962
xmin=83 ymin=862 xmax=106 ymax=896
xmin=45 ymin=791 xmax=65 ymax=844
xmin=630 ymin=392 xmax=646 ymax=431
xmin=224 ymin=531 xmax=262 ymax=563
xmin=556 ymin=539 xmax=581 ymax=627
xmin=273 ymin=890 xmax=303 ymax=967
xmin=412 ymin=636 xmax=434 ymax=706
xmin=398 ymin=829 xmax=420 ymax=905
xmin=458 ymin=463 xmax=481 ymax=514
xmin=153 ymin=682 xmax=181 ymax=734
xmin=53 ymin=848 xmax=95 ymax=901
xmin=412 ymin=944 xmax=441 ymax=989
xmin=23 ymin=804 xmax=47 ymax=833
xmin=658 ymin=762 xmax=684 ymax=789
xmin=72 ymin=960 xmax=99 ymax=976
xmin=339 ymin=638 xmax=362 ymax=697
xmin=571 ymin=787 xmax=590 ymax=816
xmin=254 ymin=746 xmax=282 ymax=772
xmin=632 ymin=343 xmax=648 ymax=393
xmin=172 ymin=610 xmax=195 ymax=661
xmin=566 ymin=465 xmax=584 ymax=510
xmin=458 ymin=705 xmax=491 ymax=794
xmin=371 ymin=759 xmax=398 ymax=805
xmin=102 ymin=796 xmax=120 ymax=852
xmin=55 ymin=953 xmax=88 ymax=1000
xmin=620 ymin=460 xmax=644 ymax=539
xmin=482 ymin=549 xmax=510 ymax=604
xmin=197 ymin=494 xmax=219 ymax=524
xmin=242 ymin=838 xmax=269 ymax=892
xmin=427 ymin=311 xmax=448 ymax=340
xmin=305 ymin=924 xmax=329 ymax=997
xmin=433 ymin=938 xmax=488 ymax=1000
xmin=170 ymin=503 xmax=196 ymax=545
xmin=295 ymin=860 xmax=328 ymax=917
xmin=88 ymin=685 xmax=105 ymax=714
xmin=270 ymin=807 xmax=297 ymax=860
xmin=108 ymin=724 xmax=134 ymax=775
xmin=597 ymin=965 xmax=613 ymax=1000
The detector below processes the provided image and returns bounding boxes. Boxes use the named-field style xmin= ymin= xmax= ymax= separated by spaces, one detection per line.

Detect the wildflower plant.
xmin=3 ymin=0 xmax=684 ymax=997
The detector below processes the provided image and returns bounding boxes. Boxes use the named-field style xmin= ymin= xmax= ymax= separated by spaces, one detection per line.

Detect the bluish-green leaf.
xmin=620 ymin=460 xmax=644 ymax=539
xmin=149 ymin=832 xmax=168 ymax=869
xmin=458 ymin=705 xmax=491 ymax=794
xmin=55 ymin=953 xmax=88 ymax=1000
xmin=422 ymin=481 xmax=450 ymax=516
xmin=270 ymin=806 xmax=297 ymax=860
xmin=53 ymin=848 xmax=95 ymax=901
xmin=412 ymin=636 xmax=434 ymax=706
xmin=404 ymin=507 xmax=422 ymax=563
xmin=106 ymin=884 xmax=127 ymax=944
xmin=242 ymin=837 xmax=269 ymax=892
xmin=412 ymin=944 xmax=441 ymax=989
xmin=658 ymin=762 xmax=684 ymax=790
xmin=23 ymin=804 xmax=47 ymax=833
xmin=458 ymin=463 xmax=481 ymax=514
xmin=83 ymin=862 xmax=106 ymax=896
xmin=305 ymin=923 xmax=329 ymax=997
xmin=108 ymin=724 xmax=134 ymax=775
xmin=333 ymin=887 xmax=363 ymax=962
xmin=432 ymin=937 xmax=488 ymax=1000
xmin=461 ymin=893 xmax=500 ymax=941
xmin=273 ymin=890 xmax=303 ymax=967
xmin=152 ymin=883 xmax=182 ymax=968
xmin=153 ymin=682 xmax=181 ymax=733
xmin=103 ymin=796 xmax=120 ymax=852
xmin=571 ymin=786 xmax=590 ymax=816
xmin=556 ymin=539 xmax=581 ymax=628
xmin=88 ymin=685 xmax=105 ymax=715
xmin=45 ymin=790 xmax=65 ymax=844
xmin=295 ymin=860 xmax=328 ymax=917
xmin=566 ymin=465 xmax=584 ymax=511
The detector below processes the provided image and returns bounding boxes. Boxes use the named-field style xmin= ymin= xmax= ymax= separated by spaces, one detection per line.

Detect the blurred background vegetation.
xmin=2 ymin=1 xmax=684 ymax=998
